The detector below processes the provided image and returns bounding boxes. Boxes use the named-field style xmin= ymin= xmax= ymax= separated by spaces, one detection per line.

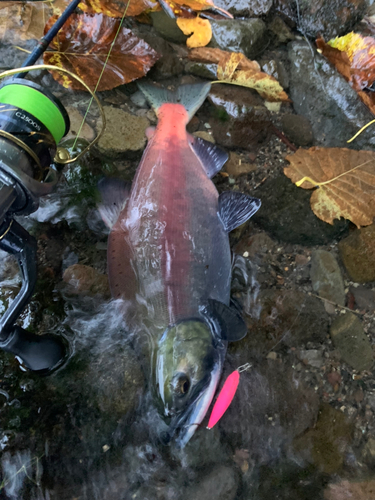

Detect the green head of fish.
xmin=154 ymin=319 xmax=225 ymax=447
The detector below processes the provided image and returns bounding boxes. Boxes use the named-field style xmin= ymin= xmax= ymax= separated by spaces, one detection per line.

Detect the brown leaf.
xmin=79 ymin=0 xmax=158 ymax=17
xmin=284 ymin=147 xmax=375 ymax=227
xmin=43 ymin=13 xmax=160 ymax=91
xmin=174 ymin=0 xmax=214 ymax=9
xmin=176 ymin=17 xmax=212 ymax=48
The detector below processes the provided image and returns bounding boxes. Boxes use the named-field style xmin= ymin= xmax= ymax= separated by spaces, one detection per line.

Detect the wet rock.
xmin=150 ymin=10 xmax=187 ymax=43
xmin=63 ymin=264 xmax=110 ymax=298
xmin=64 ymin=106 xmax=95 ymax=142
xmin=225 ymin=151 xmax=257 ymax=177
xmin=0 ymin=251 xmax=20 ymax=285
xmin=182 ymin=466 xmax=239 ymax=500
xmin=206 ymin=84 xmax=271 ymax=150
xmin=350 ymin=285 xmax=375 ymax=311
xmin=297 ymin=0 xmax=367 ymax=39
xmin=324 ymin=479 xmax=375 ymax=500
xmin=193 ymin=130 xmax=215 ymax=143
xmin=251 ymin=174 xmax=349 ymax=245
xmin=209 ymin=19 xmax=268 ymax=59
xmin=310 ymin=250 xmax=345 ymax=306
xmin=288 ymin=41 xmax=375 ymax=149
xmin=185 ymin=61 xmax=218 ymax=80
xmin=280 ymin=114 xmax=314 ymax=147
xmin=330 ymin=312 xmax=373 ymax=371
xmin=96 ymin=107 xmax=149 ymax=159
xmin=230 ymin=289 xmax=329 ymax=356
xmin=298 ymin=349 xmax=324 ymax=368
xmin=262 ymin=59 xmax=290 ymax=90
xmin=362 ymin=436 xmax=375 ymax=465
xmin=213 ymin=0 xmax=272 ymax=17
xmin=339 ymin=225 xmax=375 ymax=283
xmin=294 ymin=404 xmax=353 ymax=474
xmin=268 ymin=17 xmax=295 ymax=45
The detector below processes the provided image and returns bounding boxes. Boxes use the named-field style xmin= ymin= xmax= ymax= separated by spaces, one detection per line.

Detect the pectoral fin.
xmin=190 ymin=136 xmax=228 ymax=178
xmin=201 ymin=299 xmax=247 ymax=342
xmin=97 ymin=177 xmax=131 ymax=229
xmin=218 ymin=191 xmax=261 ymax=232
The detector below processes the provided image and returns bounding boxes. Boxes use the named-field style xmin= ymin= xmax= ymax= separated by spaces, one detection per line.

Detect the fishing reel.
xmin=0 ymin=77 xmax=71 ymax=373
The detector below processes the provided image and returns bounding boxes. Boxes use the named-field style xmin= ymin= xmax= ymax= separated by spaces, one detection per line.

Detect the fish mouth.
xmin=163 ymin=355 xmax=224 ymax=448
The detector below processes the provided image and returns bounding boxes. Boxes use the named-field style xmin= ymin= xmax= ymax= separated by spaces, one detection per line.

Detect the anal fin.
xmin=190 ymin=136 xmax=229 ymax=178
xmin=218 ymin=191 xmax=261 ymax=232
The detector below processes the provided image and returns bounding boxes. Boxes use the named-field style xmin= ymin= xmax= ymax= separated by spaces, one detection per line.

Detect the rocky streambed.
xmin=1 ymin=0 xmax=375 ymax=498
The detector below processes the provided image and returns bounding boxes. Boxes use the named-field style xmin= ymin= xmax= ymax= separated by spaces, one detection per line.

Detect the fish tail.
xmin=137 ymin=81 xmax=211 ymax=121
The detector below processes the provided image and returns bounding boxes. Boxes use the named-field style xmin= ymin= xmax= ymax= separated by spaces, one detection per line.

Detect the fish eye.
xmin=173 ymin=374 xmax=190 ymax=396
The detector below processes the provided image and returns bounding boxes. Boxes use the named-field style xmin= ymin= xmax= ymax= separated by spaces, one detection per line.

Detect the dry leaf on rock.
xmin=43 ymin=13 xmax=160 ymax=91
xmin=177 ymin=17 xmax=212 ymax=48
xmin=216 ymin=51 xmax=289 ymax=102
xmin=79 ymin=0 xmax=158 ymax=17
xmin=284 ymin=147 xmax=375 ymax=227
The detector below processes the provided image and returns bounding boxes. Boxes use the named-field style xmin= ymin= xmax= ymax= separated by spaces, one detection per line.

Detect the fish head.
xmin=155 ymin=319 xmax=225 ymax=447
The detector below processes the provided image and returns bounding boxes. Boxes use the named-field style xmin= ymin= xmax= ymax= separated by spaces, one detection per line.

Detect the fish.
xmin=98 ymin=81 xmax=261 ymax=447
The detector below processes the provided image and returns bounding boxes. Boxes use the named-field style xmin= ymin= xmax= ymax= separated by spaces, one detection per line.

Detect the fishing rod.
xmin=0 ymin=0 xmax=83 ymax=374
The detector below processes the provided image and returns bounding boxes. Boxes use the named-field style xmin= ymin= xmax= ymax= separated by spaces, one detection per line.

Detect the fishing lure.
xmin=207 ymin=363 xmax=251 ymax=429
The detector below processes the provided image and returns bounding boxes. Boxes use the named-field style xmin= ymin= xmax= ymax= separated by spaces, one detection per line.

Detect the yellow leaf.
xmin=176 ymin=17 xmax=212 ymax=48
xmin=284 ymin=147 xmax=375 ymax=227
xmin=215 ymin=51 xmax=289 ymax=102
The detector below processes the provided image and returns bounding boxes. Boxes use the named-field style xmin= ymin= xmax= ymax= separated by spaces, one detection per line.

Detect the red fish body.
xmin=99 ymin=82 xmax=260 ymax=447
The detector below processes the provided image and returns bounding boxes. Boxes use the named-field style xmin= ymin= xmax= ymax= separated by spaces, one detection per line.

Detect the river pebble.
xmin=339 ymin=224 xmax=375 ymax=283
xmin=310 ymin=250 xmax=345 ymax=307
xmin=330 ymin=312 xmax=373 ymax=371
xmin=324 ymin=479 xmax=375 ymax=500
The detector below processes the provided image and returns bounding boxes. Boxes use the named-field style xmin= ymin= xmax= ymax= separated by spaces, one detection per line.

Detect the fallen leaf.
xmin=284 ymin=147 xmax=375 ymax=227
xmin=79 ymin=0 xmax=158 ymax=17
xmin=217 ymin=51 xmax=289 ymax=102
xmin=43 ymin=13 xmax=160 ymax=91
xmin=176 ymin=17 xmax=212 ymax=48
xmin=0 ymin=1 xmax=48 ymax=43
xmin=189 ymin=46 xmax=260 ymax=71
xmin=174 ymin=0 xmax=214 ymax=9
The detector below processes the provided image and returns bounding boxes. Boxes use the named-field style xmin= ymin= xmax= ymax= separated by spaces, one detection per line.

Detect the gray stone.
xmin=288 ymin=41 xmax=375 ymax=150
xmin=182 ymin=466 xmax=239 ymax=500
xmin=330 ymin=313 xmax=373 ymax=371
xmin=298 ymin=349 xmax=324 ymax=368
xmin=280 ymin=114 xmax=314 ymax=147
xmin=185 ymin=61 xmax=218 ymax=80
xmin=310 ymin=250 xmax=345 ymax=306
xmin=262 ymin=59 xmax=289 ymax=90
xmin=268 ymin=16 xmax=295 ymax=45
xmin=251 ymin=174 xmax=349 ymax=246
xmin=209 ymin=19 xmax=268 ymax=59
xmin=350 ymin=285 xmax=375 ymax=311
xmin=213 ymin=0 xmax=273 ymax=17
xmin=324 ymin=479 xmax=375 ymax=500
xmin=96 ymin=107 xmax=149 ymax=159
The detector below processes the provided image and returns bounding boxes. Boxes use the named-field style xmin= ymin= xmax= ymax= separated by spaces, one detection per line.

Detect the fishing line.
xmin=72 ymin=0 xmax=132 ymax=151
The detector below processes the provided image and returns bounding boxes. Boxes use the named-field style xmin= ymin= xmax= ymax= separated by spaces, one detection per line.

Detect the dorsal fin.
xmin=218 ymin=191 xmax=261 ymax=232
xmin=97 ymin=177 xmax=131 ymax=228
xmin=190 ymin=136 xmax=228 ymax=178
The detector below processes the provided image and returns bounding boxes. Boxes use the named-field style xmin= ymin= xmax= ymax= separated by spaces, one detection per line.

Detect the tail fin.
xmin=137 ymin=81 xmax=211 ymax=121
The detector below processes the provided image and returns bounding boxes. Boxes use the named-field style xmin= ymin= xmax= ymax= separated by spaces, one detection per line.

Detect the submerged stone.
xmin=280 ymin=114 xmax=314 ymax=147
xmin=310 ymin=250 xmax=345 ymax=306
xmin=251 ymin=174 xmax=349 ymax=245
xmin=182 ymin=465 xmax=239 ymax=500
xmin=339 ymin=224 xmax=375 ymax=283
xmin=294 ymin=404 xmax=353 ymax=475
xmin=213 ymin=0 xmax=273 ymax=17
xmin=324 ymin=479 xmax=375 ymax=500
xmin=330 ymin=312 xmax=373 ymax=371
xmin=63 ymin=264 xmax=110 ymax=298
